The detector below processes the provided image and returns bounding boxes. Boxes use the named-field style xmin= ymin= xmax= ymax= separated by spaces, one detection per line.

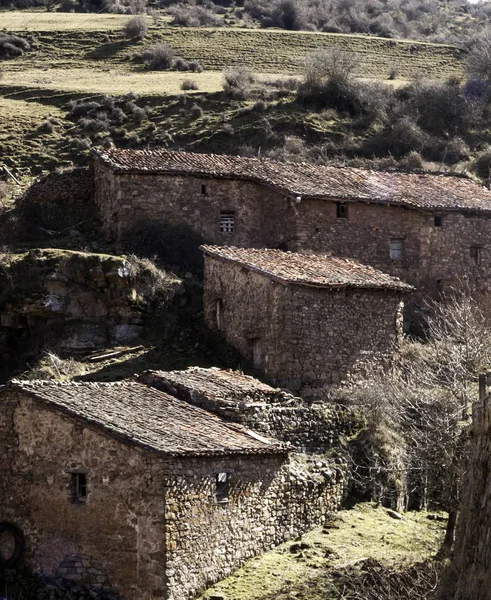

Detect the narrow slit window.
xmin=336 ymin=202 xmax=348 ymax=219
xmin=201 ymin=184 xmax=207 ymax=195
xmin=220 ymin=211 xmax=235 ymax=234
xmin=434 ymin=215 xmax=442 ymax=227
xmin=471 ymin=246 xmax=482 ymax=265
xmin=252 ymin=338 xmax=262 ymax=369
xmin=216 ymin=472 xmax=229 ymax=503
xmin=216 ymin=299 xmax=224 ymax=331
xmin=71 ymin=472 xmax=87 ymax=503
xmin=390 ymin=238 xmax=404 ymax=260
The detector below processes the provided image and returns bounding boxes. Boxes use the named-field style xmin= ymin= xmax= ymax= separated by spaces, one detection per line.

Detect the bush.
xmin=181 ymin=78 xmax=199 ymax=90
xmin=190 ymin=102 xmax=203 ymax=118
xmin=142 ymin=44 xmax=174 ymax=70
xmin=223 ymin=66 xmax=256 ymax=99
xmin=122 ymin=15 xmax=148 ymax=39
xmin=0 ymin=32 xmax=32 ymax=59
xmin=168 ymin=3 xmax=223 ymax=27
xmin=471 ymin=148 xmax=491 ymax=179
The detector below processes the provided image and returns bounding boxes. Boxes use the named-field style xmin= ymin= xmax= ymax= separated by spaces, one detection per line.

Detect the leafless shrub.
xmin=122 ymin=15 xmax=148 ymax=39
xmin=168 ymin=3 xmax=223 ymax=27
xmin=223 ymin=66 xmax=256 ymax=99
xmin=181 ymin=78 xmax=199 ymax=90
xmin=466 ymin=30 xmax=491 ymax=82
xmin=22 ymin=350 xmax=85 ymax=381
xmin=142 ymin=44 xmax=174 ymax=69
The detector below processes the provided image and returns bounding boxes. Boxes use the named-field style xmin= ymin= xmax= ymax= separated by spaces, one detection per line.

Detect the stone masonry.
xmin=92 ymin=148 xmax=491 ymax=323
xmin=201 ymin=246 xmax=412 ymax=397
xmin=0 ymin=380 xmax=347 ymax=600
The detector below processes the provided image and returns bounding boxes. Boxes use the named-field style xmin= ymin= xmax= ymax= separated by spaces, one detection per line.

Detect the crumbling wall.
xmin=16 ymin=168 xmax=96 ymax=237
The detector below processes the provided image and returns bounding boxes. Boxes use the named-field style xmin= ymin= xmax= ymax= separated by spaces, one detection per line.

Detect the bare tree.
xmin=334 ymin=289 xmax=491 ymax=554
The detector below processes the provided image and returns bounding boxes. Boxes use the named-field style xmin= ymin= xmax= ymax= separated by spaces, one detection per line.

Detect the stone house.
xmin=92 ymin=148 xmax=491 ymax=318
xmin=201 ymin=246 xmax=413 ymax=396
xmin=0 ymin=380 xmax=345 ymax=600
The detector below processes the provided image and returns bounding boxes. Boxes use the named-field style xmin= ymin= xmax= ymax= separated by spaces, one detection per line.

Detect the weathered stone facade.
xmin=0 ymin=381 xmax=346 ymax=600
xmin=92 ymin=149 xmax=491 ymax=324
xmin=202 ymin=247 xmax=410 ymax=396
xmin=93 ymin=160 xmax=296 ymax=248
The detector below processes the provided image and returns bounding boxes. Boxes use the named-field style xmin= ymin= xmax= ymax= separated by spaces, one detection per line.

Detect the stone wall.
xmin=0 ymin=390 xmax=167 ymax=600
xmin=203 ymin=255 xmax=404 ymax=396
xmin=162 ymin=452 xmax=346 ymax=600
xmin=293 ymin=199 xmax=491 ymax=322
xmin=16 ymin=168 xmax=96 ymax=236
xmin=93 ymin=162 xmax=297 ymax=247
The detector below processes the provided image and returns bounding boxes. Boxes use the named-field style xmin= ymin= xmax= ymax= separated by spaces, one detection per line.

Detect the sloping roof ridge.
xmin=200 ymin=245 xmax=414 ymax=291
xmin=11 ymin=379 xmax=139 ymax=388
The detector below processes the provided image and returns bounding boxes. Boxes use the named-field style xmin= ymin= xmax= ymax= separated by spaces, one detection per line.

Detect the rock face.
xmin=0 ymin=249 xmax=180 ymax=378
xmin=442 ymin=391 xmax=491 ymax=600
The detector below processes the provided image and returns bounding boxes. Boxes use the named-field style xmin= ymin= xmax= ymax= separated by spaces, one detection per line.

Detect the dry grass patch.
xmin=0 ymin=67 xmax=224 ymax=95
xmin=1 ymin=11 xmax=146 ymax=31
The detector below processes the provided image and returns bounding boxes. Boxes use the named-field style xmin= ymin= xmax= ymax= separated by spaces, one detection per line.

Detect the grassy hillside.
xmin=0 ymin=14 xmax=468 ymax=175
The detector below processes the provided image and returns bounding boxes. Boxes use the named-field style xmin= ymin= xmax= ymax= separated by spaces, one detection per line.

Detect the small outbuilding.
xmin=0 ymin=380 xmax=344 ymax=600
xmin=201 ymin=246 xmax=413 ymax=397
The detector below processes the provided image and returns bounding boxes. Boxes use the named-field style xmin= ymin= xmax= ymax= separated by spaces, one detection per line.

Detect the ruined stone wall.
xmin=163 ymin=453 xmax=346 ymax=600
xmin=443 ymin=397 xmax=491 ymax=600
xmin=295 ymin=199 xmax=491 ymax=320
xmin=17 ymin=168 xmax=96 ymax=235
xmin=204 ymin=256 xmax=403 ymax=396
xmin=93 ymin=166 xmax=297 ymax=247
xmin=0 ymin=390 xmax=168 ymax=600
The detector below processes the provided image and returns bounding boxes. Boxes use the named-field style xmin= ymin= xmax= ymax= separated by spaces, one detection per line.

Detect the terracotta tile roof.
xmin=139 ymin=367 xmax=298 ymax=410
xmin=201 ymin=246 xmax=414 ymax=291
xmin=6 ymin=380 xmax=287 ymax=457
xmin=93 ymin=148 xmax=491 ymax=213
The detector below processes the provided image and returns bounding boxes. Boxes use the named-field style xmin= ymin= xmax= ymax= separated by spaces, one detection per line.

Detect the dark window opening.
xmin=252 ymin=338 xmax=262 ymax=369
xmin=471 ymin=246 xmax=482 ymax=265
xmin=216 ymin=472 xmax=229 ymax=503
xmin=434 ymin=215 xmax=442 ymax=227
xmin=201 ymin=184 xmax=207 ymax=195
xmin=220 ymin=211 xmax=235 ymax=234
xmin=216 ymin=299 xmax=224 ymax=331
xmin=390 ymin=238 xmax=404 ymax=260
xmin=71 ymin=472 xmax=87 ymax=503
xmin=336 ymin=202 xmax=348 ymax=219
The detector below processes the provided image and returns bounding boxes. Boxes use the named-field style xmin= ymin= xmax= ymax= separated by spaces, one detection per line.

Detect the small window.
xmin=252 ymin=338 xmax=262 ymax=369
xmin=71 ymin=472 xmax=87 ymax=503
xmin=434 ymin=215 xmax=442 ymax=227
xmin=201 ymin=184 xmax=207 ymax=195
xmin=216 ymin=299 xmax=224 ymax=331
xmin=336 ymin=202 xmax=348 ymax=219
xmin=390 ymin=238 xmax=404 ymax=260
xmin=220 ymin=211 xmax=235 ymax=234
xmin=471 ymin=246 xmax=482 ymax=265
xmin=216 ymin=472 xmax=229 ymax=503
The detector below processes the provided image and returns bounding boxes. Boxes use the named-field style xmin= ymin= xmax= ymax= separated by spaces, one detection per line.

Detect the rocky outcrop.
xmin=0 ymin=249 xmax=181 ymax=379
